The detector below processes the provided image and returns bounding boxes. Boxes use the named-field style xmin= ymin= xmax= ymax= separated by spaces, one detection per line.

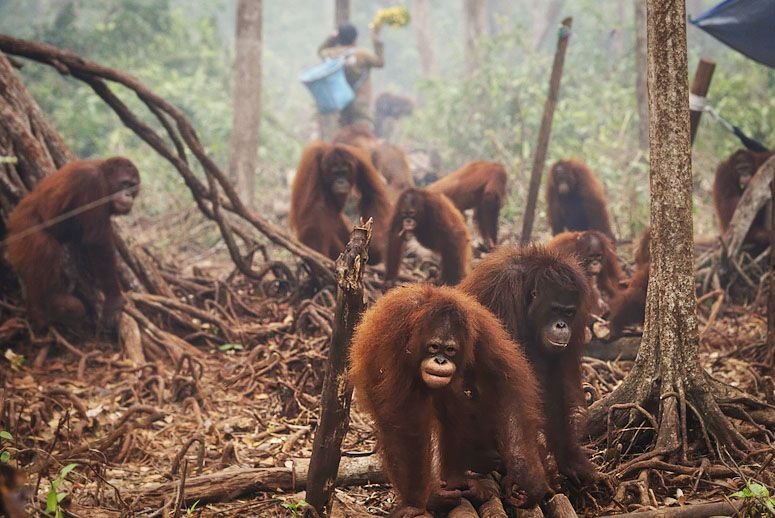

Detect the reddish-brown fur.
xmin=350 ymin=284 xmax=549 ymax=515
xmin=289 ymin=142 xmax=391 ymax=264
xmin=546 ymin=159 xmax=614 ymax=240
xmin=331 ymin=123 xmax=379 ymax=151
xmin=332 ymin=124 xmax=415 ymax=202
xmin=5 ymin=157 xmax=140 ymax=330
xmin=633 ymin=226 xmax=651 ymax=267
xmin=608 ymin=227 xmax=650 ymax=338
xmin=460 ymin=245 xmax=598 ymax=484
xmin=547 ymin=230 xmax=624 ymax=314
xmin=428 ymin=161 xmax=508 ymax=249
xmin=370 ymin=143 xmax=415 ymax=202
xmin=712 ymin=149 xmax=773 ymax=250
xmin=386 ymin=188 xmax=471 ymax=285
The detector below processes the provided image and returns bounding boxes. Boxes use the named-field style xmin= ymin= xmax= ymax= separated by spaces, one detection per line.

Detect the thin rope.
xmin=700 ymin=102 xmax=736 ymax=133
xmin=0 ymin=189 xmax=133 ymax=247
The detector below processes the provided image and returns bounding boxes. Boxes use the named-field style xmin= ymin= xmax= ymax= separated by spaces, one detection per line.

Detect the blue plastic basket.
xmin=299 ymin=57 xmax=355 ymax=113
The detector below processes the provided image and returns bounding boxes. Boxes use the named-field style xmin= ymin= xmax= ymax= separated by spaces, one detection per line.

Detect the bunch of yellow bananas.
xmin=371 ymin=5 xmax=410 ymax=29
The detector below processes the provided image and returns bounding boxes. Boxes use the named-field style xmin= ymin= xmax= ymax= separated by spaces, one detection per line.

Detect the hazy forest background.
xmin=1 ymin=0 xmax=772 ymax=245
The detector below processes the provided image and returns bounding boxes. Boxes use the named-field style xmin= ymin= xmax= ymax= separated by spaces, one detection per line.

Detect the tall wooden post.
xmin=689 ymin=58 xmax=715 ymax=145
xmin=520 ymin=17 xmax=572 ymax=245
xmin=305 ymin=220 xmax=371 ymax=517
xmin=769 ymin=158 xmax=775 ymax=376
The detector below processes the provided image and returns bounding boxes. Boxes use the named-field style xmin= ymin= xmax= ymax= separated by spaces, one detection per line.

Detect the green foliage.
xmin=186 ymin=499 xmax=201 ymax=516
xmin=46 ymin=463 xmax=78 ymax=518
xmin=4 ymin=348 xmax=26 ymax=370
xmin=731 ymin=481 xmax=775 ymax=517
xmin=281 ymin=499 xmax=309 ymax=516
xmin=0 ymin=430 xmax=13 ymax=463
xmin=0 ymin=0 xmax=771 ymax=238
xmin=402 ymin=23 xmax=654 ymax=238
xmin=218 ymin=343 xmax=244 ymax=353
xmin=400 ymin=9 xmax=774 ymax=239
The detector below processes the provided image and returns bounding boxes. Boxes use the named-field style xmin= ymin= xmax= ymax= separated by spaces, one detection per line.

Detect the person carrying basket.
xmin=316 ymin=22 xmax=384 ymax=138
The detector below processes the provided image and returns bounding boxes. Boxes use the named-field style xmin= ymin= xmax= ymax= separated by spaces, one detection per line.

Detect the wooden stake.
xmin=688 ymin=58 xmax=715 ymax=145
xmin=770 ymin=152 xmax=775 ymax=375
xmin=520 ymin=17 xmax=572 ymax=245
xmin=304 ymin=219 xmax=372 ymax=516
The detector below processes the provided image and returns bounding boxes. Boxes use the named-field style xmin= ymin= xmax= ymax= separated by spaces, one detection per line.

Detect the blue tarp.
xmin=690 ymin=0 xmax=775 ymax=68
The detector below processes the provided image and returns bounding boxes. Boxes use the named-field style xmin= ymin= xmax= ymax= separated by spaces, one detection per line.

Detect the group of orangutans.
xmin=293 ymin=124 xmax=508 ymax=285
xmin=352 ymin=245 xmax=596 ymax=516
xmin=286 ymin=130 xmax=772 ymax=514
xmin=2 ymin=118 xmax=770 ymax=516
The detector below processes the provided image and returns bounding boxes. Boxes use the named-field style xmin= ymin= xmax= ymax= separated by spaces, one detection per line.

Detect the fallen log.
xmin=584 ymin=337 xmax=641 ymax=361
xmin=449 ymin=498 xmax=478 ymax=518
xmin=599 ymin=499 xmax=743 ymax=517
xmin=477 ymin=477 xmax=509 ymax=518
xmin=514 ymin=506 xmax=544 ymax=517
xmin=124 ymin=456 xmax=385 ymax=508
xmin=543 ymin=494 xmax=577 ymax=518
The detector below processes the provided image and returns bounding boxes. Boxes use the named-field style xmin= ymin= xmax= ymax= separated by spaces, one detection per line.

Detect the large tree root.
xmin=588 ymin=358 xmax=773 ymax=477
xmin=581 ymin=336 xmax=773 ymax=514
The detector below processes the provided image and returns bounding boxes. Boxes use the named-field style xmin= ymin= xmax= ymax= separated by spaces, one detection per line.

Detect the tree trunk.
xmin=228 ymin=0 xmax=262 ymax=210
xmin=335 ymin=0 xmax=350 ymax=26
xmin=463 ymin=0 xmax=486 ymax=76
xmin=532 ymin=0 xmax=567 ymax=52
xmin=634 ymin=0 xmax=648 ymax=152
xmin=0 ymin=52 xmax=74 ymax=215
xmin=607 ymin=1 xmax=626 ymax=76
xmin=587 ymin=0 xmax=762 ymax=464
xmin=411 ymin=0 xmax=435 ymax=78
